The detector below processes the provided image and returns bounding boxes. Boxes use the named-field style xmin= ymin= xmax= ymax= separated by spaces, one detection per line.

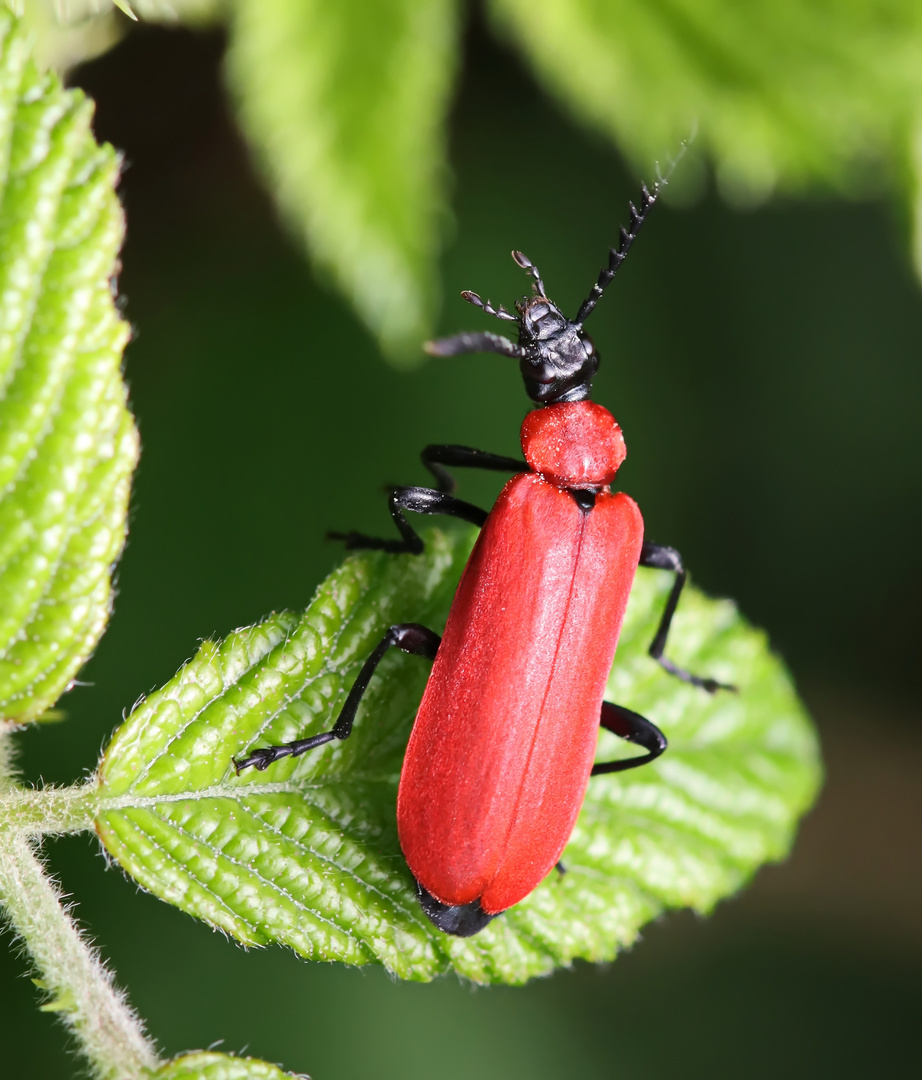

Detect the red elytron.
xmin=235 ymin=179 xmax=729 ymax=937
xmin=398 ymin=403 xmax=641 ymax=916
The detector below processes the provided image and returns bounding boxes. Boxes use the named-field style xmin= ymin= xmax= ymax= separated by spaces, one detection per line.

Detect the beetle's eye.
xmin=525 ymin=356 xmax=557 ymax=383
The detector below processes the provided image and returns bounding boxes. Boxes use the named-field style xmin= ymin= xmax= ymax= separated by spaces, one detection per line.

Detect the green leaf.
xmin=225 ymin=0 xmax=459 ymax=363
xmin=488 ymin=0 xmax=922 ymax=205
xmin=0 ymin=13 xmax=137 ymax=726
xmin=95 ymin=526 xmax=820 ymax=985
xmin=20 ymin=2 xmax=226 ymax=72
xmin=126 ymin=0 xmax=226 ymax=24
xmin=153 ymin=1051 xmax=302 ymax=1080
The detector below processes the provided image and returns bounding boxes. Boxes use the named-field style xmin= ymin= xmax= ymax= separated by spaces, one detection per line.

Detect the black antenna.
xmin=574 ymin=134 xmax=693 ymax=327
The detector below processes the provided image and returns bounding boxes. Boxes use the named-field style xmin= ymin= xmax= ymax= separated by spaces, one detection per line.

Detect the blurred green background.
xmin=2 ymin=15 xmax=921 ymax=1078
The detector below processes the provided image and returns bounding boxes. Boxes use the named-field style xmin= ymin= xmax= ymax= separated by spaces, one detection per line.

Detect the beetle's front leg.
xmin=420 ymin=444 xmax=528 ymax=494
xmin=329 ymin=486 xmax=489 ymax=555
xmin=639 ymin=541 xmax=736 ymax=693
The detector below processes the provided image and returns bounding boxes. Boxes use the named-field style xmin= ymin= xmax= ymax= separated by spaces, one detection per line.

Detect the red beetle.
xmin=235 ymin=181 xmax=729 ymax=936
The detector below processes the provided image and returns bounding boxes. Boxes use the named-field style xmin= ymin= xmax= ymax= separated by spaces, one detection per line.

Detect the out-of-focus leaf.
xmin=488 ymin=0 xmax=922 ymax=206
xmin=127 ymin=0 xmax=225 ymax=23
xmin=225 ymin=0 xmax=459 ymax=364
xmin=153 ymin=1051 xmax=303 ymax=1080
xmin=0 ymin=13 xmax=137 ymax=726
xmin=13 ymin=4 xmax=122 ymax=73
xmin=95 ymin=526 xmax=820 ymax=985
xmin=17 ymin=1 xmax=225 ymax=71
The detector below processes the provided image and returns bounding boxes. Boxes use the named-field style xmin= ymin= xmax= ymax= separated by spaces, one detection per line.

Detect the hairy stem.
xmin=0 ymin=832 xmax=161 ymax=1079
xmin=0 ymin=780 xmax=98 ymax=836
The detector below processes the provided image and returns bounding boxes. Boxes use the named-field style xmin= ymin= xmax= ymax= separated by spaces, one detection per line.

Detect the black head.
xmin=510 ymin=252 xmax=600 ymax=404
xmin=425 ymin=179 xmax=662 ymax=406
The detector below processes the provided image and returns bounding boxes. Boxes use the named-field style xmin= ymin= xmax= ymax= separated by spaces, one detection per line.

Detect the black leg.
xmin=639 ymin=541 xmax=735 ymax=693
xmin=421 ymin=444 xmax=528 ymax=494
xmin=425 ymin=330 xmax=525 ymax=359
xmin=233 ymin=623 xmax=441 ymax=774
xmin=591 ymin=700 xmax=667 ymax=775
xmin=512 ymin=250 xmax=547 ymax=297
xmin=460 ymin=289 xmax=518 ymax=323
xmin=330 ymin=485 xmax=489 ymax=554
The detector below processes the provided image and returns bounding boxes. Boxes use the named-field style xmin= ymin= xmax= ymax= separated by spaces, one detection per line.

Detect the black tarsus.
xmin=421 ymin=444 xmax=528 ymax=494
xmin=592 ymin=700 xmax=667 ymax=775
xmin=233 ymin=623 xmax=441 ymax=774
xmin=639 ymin=541 xmax=736 ymax=693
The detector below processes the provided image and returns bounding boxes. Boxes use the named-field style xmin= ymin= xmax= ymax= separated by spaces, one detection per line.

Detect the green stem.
xmin=0 ymin=831 xmax=162 ymax=1079
xmin=0 ymin=779 xmax=99 ymax=835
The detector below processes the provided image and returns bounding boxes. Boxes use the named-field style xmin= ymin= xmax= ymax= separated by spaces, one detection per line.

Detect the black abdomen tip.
xmin=416 ymin=881 xmax=500 ymax=937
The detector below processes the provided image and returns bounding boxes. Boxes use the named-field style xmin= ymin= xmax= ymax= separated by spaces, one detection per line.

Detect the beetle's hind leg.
xmin=592 ymin=701 xmax=667 ymax=775
xmin=639 ymin=541 xmax=736 ymax=693
xmin=233 ymin=623 xmax=441 ymax=774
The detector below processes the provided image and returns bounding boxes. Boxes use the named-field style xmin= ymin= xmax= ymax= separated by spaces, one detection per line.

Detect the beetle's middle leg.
xmin=233 ymin=623 xmax=441 ymax=773
xmin=639 ymin=541 xmax=736 ymax=693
